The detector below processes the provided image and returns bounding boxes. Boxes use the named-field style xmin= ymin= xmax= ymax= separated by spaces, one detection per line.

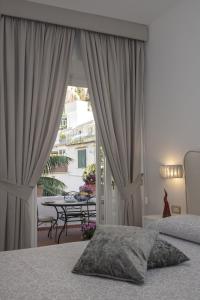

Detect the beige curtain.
xmin=80 ymin=30 xmax=144 ymax=226
xmin=0 ymin=16 xmax=75 ymax=251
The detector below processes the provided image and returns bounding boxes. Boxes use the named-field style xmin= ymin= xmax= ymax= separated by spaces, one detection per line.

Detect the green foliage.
xmin=59 ymin=132 xmax=66 ymax=140
xmin=82 ymin=164 xmax=96 ymax=184
xmin=38 ymin=155 xmax=72 ymax=196
xmin=75 ymin=87 xmax=89 ymax=101
xmin=43 ymin=155 xmax=72 ymax=175
xmin=38 ymin=176 xmax=66 ymax=196
xmin=83 ymin=164 xmax=96 ymax=175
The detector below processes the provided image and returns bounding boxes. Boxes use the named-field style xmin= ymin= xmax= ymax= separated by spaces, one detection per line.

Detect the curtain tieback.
xmin=0 ymin=179 xmax=34 ymax=200
xmin=124 ymin=173 xmax=143 ymax=198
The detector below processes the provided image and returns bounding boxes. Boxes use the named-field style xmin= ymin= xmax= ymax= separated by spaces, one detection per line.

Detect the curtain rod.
xmin=1 ymin=14 xmax=74 ymax=30
xmin=0 ymin=0 xmax=148 ymax=41
xmin=1 ymin=14 xmax=146 ymax=43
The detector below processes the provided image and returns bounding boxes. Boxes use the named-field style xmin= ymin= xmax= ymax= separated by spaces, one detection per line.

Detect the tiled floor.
xmin=37 ymin=225 xmax=83 ymax=247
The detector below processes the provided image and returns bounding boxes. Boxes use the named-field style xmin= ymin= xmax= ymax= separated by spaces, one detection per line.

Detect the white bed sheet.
xmin=0 ymin=234 xmax=199 ymax=300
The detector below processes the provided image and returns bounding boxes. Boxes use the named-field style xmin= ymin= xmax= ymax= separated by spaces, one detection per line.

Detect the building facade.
xmin=51 ymin=87 xmax=96 ymax=192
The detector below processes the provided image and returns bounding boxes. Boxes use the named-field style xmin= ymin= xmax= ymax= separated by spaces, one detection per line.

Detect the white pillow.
xmin=148 ymin=214 xmax=200 ymax=244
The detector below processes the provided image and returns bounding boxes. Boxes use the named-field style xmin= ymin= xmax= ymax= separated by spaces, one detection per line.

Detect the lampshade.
xmin=160 ymin=164 xmax=184 ymax=179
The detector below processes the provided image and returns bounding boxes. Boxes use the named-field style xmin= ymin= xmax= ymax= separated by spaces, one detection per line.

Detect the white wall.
xmin=145 ymin=0 xmax=200 ymax=215
xmin=51 ymin=143 xmax=96 ymax=192
xmin=67 ymin=101 xmax=94 ymax=128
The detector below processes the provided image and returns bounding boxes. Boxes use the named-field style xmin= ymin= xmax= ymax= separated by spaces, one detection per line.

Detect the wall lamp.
xmin=160 ymin=164 xmax=184 ymax=179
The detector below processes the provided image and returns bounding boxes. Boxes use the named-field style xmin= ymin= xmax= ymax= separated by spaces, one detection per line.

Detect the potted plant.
xmin=37 ymin=155 xmax=72 ymax=196
xmin=82 ymin=222 xmax=96 ymax=240
xmin=80 ymin=164 xmax=96 ymax=195
xmin=59 ymin=132 xmax=66 ymax=143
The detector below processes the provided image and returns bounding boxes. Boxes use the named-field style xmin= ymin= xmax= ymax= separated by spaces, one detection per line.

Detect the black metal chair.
xmin=82 ymin=195 xmax=96 ymax=224
xmin=55 ymin=192 xmax=96 ymax=243
xmin=64 ymin=192 xmax=87 ymax=233
xmin=54 ymin=192 xmax=86 ymax=242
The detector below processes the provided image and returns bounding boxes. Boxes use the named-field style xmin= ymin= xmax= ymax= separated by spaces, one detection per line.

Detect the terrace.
xmin=37 ymin=195 xmax=96 ymax=246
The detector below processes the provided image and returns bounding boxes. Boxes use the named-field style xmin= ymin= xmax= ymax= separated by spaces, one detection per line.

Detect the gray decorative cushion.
xmin=148 ymin=215 xmax=200 ymax=244
xmin=72 ymin=225 xmax=158 ymax=284
xmin=148 ymin=239 xmax=189 ymax=269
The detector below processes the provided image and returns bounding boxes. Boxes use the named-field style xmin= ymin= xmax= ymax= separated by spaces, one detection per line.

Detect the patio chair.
xmin=63 ymin=191 xmax=86 ymax=235
xmin=37 ymin=208 xmax=56 ymax=238
xmin=83 ymin=195 xmax=96 ymax=224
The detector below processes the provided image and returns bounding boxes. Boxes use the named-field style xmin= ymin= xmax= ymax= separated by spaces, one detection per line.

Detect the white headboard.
xmin=184 ymin=151 xmax=200 ymax=215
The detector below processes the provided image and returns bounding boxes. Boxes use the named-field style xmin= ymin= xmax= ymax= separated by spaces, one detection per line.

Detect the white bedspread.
xmin=0 ymin=234 xmax=199 ymax=300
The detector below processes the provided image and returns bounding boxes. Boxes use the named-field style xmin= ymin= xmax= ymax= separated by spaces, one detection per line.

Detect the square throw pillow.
xmin=148 ymin=239 xmax=189 ymax=269
xmin=72 ymin=225 xmax=158 ymax=284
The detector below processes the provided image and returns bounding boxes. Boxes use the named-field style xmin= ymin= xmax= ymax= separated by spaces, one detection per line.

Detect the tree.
xmin=38 ymin=155 xmax=72 ymax=196
xmin=75 ymin=87 xmax=89 ymax=101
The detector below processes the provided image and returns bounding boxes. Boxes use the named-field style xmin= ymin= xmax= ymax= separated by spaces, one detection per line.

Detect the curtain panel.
xmin=0 ymin=16 xmax=75 ymax=251
xmin=80 ymin=30 xmax=144 ymax=226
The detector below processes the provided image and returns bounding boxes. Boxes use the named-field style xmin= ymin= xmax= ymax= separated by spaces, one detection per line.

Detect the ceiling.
xmin=27 ymin=0 xmax=180 ymax=25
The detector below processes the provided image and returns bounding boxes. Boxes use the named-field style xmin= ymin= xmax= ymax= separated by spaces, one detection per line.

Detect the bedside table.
xmin=143 ymin=214 xmax=162 ymax=228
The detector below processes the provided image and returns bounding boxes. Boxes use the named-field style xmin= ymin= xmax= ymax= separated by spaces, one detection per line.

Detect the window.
xmin=59 ymin=149 xmax=66 ymax=155
xmin=78 ymin=149 xmax=86 ymax=168
xmin=59 ymin=115 xmax=67 ymax=129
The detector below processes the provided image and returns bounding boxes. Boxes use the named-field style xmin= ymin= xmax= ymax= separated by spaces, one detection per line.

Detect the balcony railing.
xmin=66 ymin=133 xmax=96 ymax=145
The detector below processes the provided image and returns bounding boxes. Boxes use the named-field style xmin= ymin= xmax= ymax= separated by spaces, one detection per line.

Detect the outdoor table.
xmin=42 ymin=199 xmax=96 ymax=243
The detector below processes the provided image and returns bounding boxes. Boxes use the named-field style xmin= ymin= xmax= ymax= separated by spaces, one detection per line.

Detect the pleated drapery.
xmin=0 ymin=16 xmax=75 ymax=250
xmin=80 ymin=30 xmax=144 ymax=226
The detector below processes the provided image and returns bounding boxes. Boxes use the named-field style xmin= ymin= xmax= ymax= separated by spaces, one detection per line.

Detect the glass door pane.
xmin=96 ymin=135 xmax=120 ymax=225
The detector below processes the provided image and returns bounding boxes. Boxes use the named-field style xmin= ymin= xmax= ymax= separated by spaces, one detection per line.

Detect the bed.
xmin=1 ymin=151 xmax=200 ymax=300
xmin=0 ymin=233 xmax=199 ymax=300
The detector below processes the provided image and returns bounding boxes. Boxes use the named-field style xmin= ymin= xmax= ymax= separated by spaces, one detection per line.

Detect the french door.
xmin=96 ymin=133 xmax=120 ymax=225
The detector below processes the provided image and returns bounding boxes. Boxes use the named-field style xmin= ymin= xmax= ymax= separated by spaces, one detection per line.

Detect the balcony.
xmin=66 ymin=132 xmax=95 ymax=146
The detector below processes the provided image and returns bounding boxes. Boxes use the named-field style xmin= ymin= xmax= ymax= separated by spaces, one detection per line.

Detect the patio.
xmin=38 ymin=224 xmax=83 ymax=247
xmin=37 ymin=195 xmax=96 ymax=246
